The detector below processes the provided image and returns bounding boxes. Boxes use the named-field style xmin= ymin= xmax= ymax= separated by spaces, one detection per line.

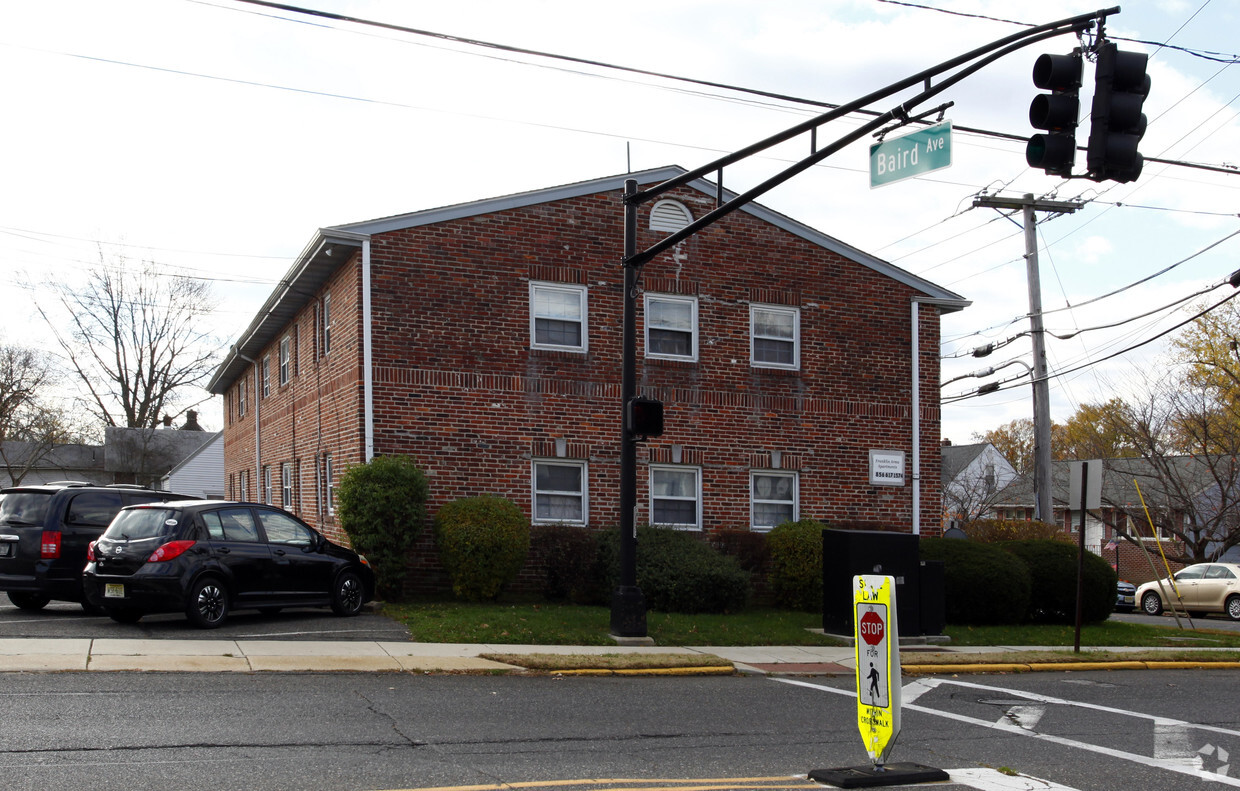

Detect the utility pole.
xmin=973 ymin=194 xmax=1081 ymax=524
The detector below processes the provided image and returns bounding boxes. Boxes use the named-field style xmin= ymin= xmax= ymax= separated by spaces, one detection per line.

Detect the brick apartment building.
xmin=207 ymin=167 xmax=968 ymax=547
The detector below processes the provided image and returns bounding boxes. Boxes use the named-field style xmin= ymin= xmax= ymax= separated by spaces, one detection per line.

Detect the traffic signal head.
xmin=1026 ymin=51 xmax=1082 ymax=177
xmin=627 ymin=396 xmax=664 ymax=439
xmin=1086 ymin=42 xmax=1150 ymax=183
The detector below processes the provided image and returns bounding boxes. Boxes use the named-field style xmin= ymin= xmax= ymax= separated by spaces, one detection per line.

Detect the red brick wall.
xmin=222 ymin=181 xmax=945 ymax=551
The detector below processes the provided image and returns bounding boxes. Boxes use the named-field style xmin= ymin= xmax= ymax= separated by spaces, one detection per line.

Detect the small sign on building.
xmin=869 ymin=450 xmax=905 ymax=487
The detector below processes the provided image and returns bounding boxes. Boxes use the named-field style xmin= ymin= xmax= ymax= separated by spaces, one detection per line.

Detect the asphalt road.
xmin=0 ymin=668 xmax=1235 ymax=791
xmin=1110 ymin=609 xmax=1240 ymax=633
xmin=0 ymin=597 xmax=410 ymax=641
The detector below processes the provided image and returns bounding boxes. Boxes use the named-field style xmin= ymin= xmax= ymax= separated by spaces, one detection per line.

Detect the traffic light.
xmin=627 ymin=396 xmax=664 ymax=439
xmin=1026 ymin=51 xmax=1082 ymax=176
xmin=1086 ymin=42 xmax=1150 ymax=183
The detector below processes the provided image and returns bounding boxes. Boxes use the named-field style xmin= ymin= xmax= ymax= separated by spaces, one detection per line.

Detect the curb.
xmin=550 ymin=666 xmax=737 ymax=677
xmin=902 ymin=660 xmax=1240 ymax=674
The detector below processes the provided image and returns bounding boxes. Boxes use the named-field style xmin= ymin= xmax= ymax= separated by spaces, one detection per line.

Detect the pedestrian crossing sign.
xmin=854 ymin=574 xmax=901 ymax=766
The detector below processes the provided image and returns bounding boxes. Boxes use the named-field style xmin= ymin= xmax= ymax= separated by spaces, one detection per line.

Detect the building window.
xmin=751 ymin=305 xmax=800 ymax=369
xmin=649 ymin=465 xmax=701 ymax=530
xmin=751 ymin=471 xmax=798 ymax=531
xmin=238 ymin=378 xmax=247 ymax=418
xmin=322 ymin=453 xmax=335 ymax=515
xmin=530 ymin=282 xmax=587 ymax=352
xmin=261 ymin=356 xmax=271 ymax=398
xmin=532 ymin=460 xmax=587 ymax=525
xmin=239 ymin=469 xmax=249 ymax=502
xmin=279 ymin=336 xmax=290 ymax=386
xmin=262 ymin=465 xmax=273 ymax=505
xmin=292 ymin=324 xmax=300 ymax=377
xmin=645 ymin=294 xmax=697 ymax=361
xmin=321 ymin=292 xmax=332 ymax=356
xmin=281 ymin=463 xmax=293 ymax=511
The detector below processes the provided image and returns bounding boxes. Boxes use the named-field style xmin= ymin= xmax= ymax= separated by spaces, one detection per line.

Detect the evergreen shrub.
xmin=593 ymin=526 xmax=751 ymax=613
xmin=433 ymin=495 xmax=531 ymax=601
xmin=529 ymin=523 xmax=598 ymax=602
xmin=335 ymin=455 xmax=428 ymax=599
xmin=920 ymin=537 xmax=1033 ymax=625
xmin=766 ymin=518 xmax=827 ymax=611
xmin=1002 ymin=539 xmax=1118 ymax=624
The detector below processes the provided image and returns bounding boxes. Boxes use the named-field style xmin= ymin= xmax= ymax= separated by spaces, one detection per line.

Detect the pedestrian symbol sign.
xmin=854 ymin=575 xmax=901 ymax=765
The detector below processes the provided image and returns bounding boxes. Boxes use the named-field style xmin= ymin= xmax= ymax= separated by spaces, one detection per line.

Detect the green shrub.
xmin=920 ymin=537 xmax=1032 ymax=625
xmin=433 ymin=496 xmax=531 ymax=602
xmin=766 ymin=519 xmax=826 ymax=611
xmin=708 ymin=529 xmax=770 ymax=574
xmin=593 ymin=526 xmax=751 ymax=613
xmin=335 ymin=455 xmax=429 ymax=599
xmin=530 ymin=523 xmax=598 ymax=602
xmin=965 ymin=518 xmax=1064 ymax=543
xmin=1002 ymin=539 xmax=1117 ymax=624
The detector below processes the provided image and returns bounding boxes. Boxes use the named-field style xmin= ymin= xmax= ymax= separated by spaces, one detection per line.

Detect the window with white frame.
xmin=532 ymin=460 xmax=587 ymax=524
xmin=262 ymin=465 xmax=272 ymax=504
xmin=238 ymin=378 xmax=247 ymax=417
xmin=261 ymin=356 xmax=271 ymax=398
xmin=750 ymin=305 xmax=800 ymax=369
xmin=530 ymin=282 xmax=587 ymax=352
xmin=281 ymin=463 xmax=293 ymax=510
xmin=279 ymin=336 xmax=290 ymax=386
xmin=323 ymin=453 xmax=335 ymax=515
xmin=239 ymin=469 xmax=249 ymax=501
xmin=649 ymin=465 xmax=701 ymax=530
xmin=751 ymin=471 xmax=798 ymax=531
xmin=645 ymin=294 xmax=697 ymax=360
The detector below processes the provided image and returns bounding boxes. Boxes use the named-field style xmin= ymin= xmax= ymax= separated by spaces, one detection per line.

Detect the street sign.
xmin=854 ymin=574 xmax=900 ymax=765
xmin=869 ymin=121 xmax=953 ymax=188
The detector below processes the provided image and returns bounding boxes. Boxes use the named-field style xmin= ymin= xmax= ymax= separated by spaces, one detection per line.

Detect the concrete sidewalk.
xmin=1 ymin=638 xmax=1236 ymax=674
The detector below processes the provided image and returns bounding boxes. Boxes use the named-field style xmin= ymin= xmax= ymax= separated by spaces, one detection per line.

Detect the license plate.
xmin=0 ymin=543 xmax=10 ymax=557
xmin=104 ymin=583 xmax=125 ymax=599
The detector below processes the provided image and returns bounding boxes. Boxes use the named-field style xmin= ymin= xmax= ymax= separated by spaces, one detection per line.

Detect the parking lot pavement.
xmin=0 ymin=599 xmax=411 ymax=641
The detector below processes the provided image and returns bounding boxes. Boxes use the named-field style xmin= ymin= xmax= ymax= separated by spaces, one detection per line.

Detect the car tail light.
xmin=40 ymin=531 xmax=61 ymax=559
xmin=86 ymin=541 xmax=98 ymax=562
xmin=147 ymin=540 xmax=196 ymax=563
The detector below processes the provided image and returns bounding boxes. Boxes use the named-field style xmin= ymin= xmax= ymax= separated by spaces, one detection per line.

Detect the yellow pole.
xmin=1134 ymin=479 xmax=1192 ymax=626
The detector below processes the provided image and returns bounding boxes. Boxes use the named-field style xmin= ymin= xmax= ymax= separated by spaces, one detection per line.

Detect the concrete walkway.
xmin=1 ymin=638 xmax=1236 ymax=674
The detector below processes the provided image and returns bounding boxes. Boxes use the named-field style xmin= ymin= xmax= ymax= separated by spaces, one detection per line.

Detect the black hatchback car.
xmin=0 ymin=482 xmax=197 ymax=612
xmin=82 ymin=501 xmax=374 ymax=628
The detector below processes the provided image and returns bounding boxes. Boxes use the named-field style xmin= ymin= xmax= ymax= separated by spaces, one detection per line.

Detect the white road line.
xmin=949 ymin=767 xmax=1081 ymax=790
xmin=775 ymin=677 xmax=1240 ymax=787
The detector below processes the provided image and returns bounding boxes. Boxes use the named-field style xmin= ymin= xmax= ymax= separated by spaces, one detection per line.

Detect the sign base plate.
xmin=809 ymin=762 xmax=949 ymax=788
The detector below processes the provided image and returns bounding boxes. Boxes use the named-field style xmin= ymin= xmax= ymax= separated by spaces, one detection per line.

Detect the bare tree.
xmin=0 ymin=342 xmax=82 ymax=485
xmin=35 ymin=255 xmax=222 ymax=429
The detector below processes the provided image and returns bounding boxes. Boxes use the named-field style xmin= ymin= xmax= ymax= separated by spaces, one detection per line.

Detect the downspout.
xmin=910 ymin=301 xmax=921 ymax=535
xmin=234 ymin=346 xmax=259 ymax=494
xmin=362 ymin=239 xmax=374 ymax=462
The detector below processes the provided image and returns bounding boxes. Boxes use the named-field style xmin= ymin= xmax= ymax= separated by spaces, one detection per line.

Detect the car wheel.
xmin=7 ymin=591 xmax=51 ymax=611
xmin=185 ymin=577 xmax=229 ymax=629
xmin=1227 ymin=595 xmax=1240 ymax=622
xmin=1141 ymin=591 xmax=1163 ymax=616
xmin=107 ymin=608 xmax=143 ymax=624
xmin=330 ymin=569 xmax=364 ymax=616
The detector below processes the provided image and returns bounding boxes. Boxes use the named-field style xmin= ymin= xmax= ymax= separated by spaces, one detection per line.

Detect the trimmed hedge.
xmin=1002 ymin=539 xmax=1118 ymax=624
xmin=766 ymin=519 xmax=826 ymax=611
xmin=920 ymin=537 xmax=1033 ymax=625
xmin=433 ymin=495 xmax=531 ymax=601
xmin=334 ymin=455 xmax=429 ymax=599
xmin=965 ymin=518 xmax=1063 ymax=543
xmin=594 ymin=526 xmax=751 ymax=614
xmin=529 ymin=523 xmax=599 ymax=602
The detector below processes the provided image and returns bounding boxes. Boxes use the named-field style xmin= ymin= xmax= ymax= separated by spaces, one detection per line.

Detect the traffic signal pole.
xmin=610 ymin=8 xmax=1120 ymax=639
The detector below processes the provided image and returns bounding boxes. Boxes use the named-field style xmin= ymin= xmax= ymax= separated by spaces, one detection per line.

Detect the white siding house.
xmin=161 ymin=432 xmax=225 ymax=499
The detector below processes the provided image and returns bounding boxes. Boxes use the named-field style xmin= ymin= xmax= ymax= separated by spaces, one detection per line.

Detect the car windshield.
xmin=0 ymin=492 xmax=52 ymax=525
xmin=102 ymin=508 xmax=180 ymax=541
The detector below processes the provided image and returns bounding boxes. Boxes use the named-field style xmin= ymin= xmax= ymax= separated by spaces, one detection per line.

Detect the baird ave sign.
xmin=869 ymin=121 xmax=953 ymax=188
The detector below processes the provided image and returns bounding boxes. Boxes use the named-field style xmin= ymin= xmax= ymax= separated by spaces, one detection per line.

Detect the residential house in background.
xmin=207 ymin=167 xmax=969 ymax=561
xmin=940 ymin=440 xmax=1018 ymax=530
xmin=160 ymin=432 xmax=225 ymax=499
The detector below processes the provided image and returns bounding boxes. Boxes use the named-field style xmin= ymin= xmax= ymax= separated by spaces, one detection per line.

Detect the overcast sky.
xmin=3 ymin=0 xmax=1239 ymax=448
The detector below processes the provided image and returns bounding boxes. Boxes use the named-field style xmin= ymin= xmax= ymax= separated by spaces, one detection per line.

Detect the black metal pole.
xmin=611 ymin=178 xmax=646 ymax=638
xmin=1074 ymin=461 xmax=1088 ymax=653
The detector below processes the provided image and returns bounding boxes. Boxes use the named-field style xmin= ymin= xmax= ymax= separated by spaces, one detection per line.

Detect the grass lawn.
xmin=382 ymin=597 xmax=1240 ymax=649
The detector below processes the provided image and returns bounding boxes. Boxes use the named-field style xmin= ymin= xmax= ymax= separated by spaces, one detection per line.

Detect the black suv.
xmin=83 ymin=501 xmax=374 ymax=628
xmin=0 ymin=482 xmax=197 ymax=612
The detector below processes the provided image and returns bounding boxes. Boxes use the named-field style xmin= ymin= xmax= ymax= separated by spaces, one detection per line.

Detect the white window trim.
xmin=648 ymin=464 xmax=702 ymax=531
xmin=529 ymin=281 xmax=588 ymax=353
xmin=644 ymin=293 xmax=698 ymax=362
xmin=281 ymin=463 xmax=293 ymax=511
xmin=750 ymin=304 xmax=801 ymax=370
xmin=324 ymin=453 xmax=335 ymax=515
xmin=322 ymin=292 xmax=332 ymax=357
xmin=261 ymin=356 xmax=271 ymax=398
xmin=750 ymin=470 xmax=799 ymax=532
xmin=262 ymin=465 xmax=273 ymax=505
xmin=279 ymin=336 xmax=290 ymax=386
xmin=531 ymin=459 xmax=588 ymax=526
